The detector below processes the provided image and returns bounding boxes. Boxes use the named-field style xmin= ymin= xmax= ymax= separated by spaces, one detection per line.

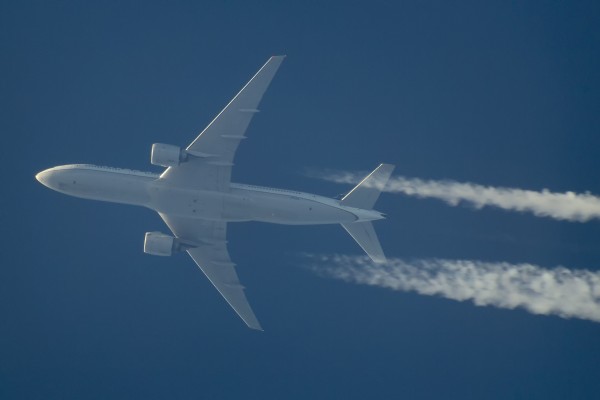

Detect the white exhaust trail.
xmin=308 ymin=254 xmax=600 ymax=323
xmin=314 ymin=170 xmax=600 ymax=222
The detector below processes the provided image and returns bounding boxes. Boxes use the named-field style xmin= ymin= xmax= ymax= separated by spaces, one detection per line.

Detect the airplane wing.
xmin=159 ymin=213 xmax=262 ymax=330
xmin=159 ymin=55 xmax=286 ymax=191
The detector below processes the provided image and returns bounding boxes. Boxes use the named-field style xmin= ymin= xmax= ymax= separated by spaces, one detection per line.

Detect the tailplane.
xmin=340 ymin=164 xmax=394 ymax=263
xmin=340 ymin=164 xmax=395 ymax=209
xmin=341 ymin=222 xmax=387 ymax=263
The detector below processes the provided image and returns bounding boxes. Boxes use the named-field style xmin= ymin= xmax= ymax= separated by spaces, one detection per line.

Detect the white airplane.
xmin=36 ymin=56 xmax=394 ymax=330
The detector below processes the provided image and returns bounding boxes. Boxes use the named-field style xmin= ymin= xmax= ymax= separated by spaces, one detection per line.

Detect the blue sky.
xmin=2 ymin=1 xmax=600 ymax=399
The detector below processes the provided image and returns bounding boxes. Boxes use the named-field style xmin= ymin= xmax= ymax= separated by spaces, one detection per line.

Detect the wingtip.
xmin=378 ymin=163 xmax=396 ymax=170
xmin=249 ymin=324 xmax=264 ymax=332
xmin=244 ymin=317 xmax=263 ymax=331
xmin=368 ymin=253 xmax=387 ymax=264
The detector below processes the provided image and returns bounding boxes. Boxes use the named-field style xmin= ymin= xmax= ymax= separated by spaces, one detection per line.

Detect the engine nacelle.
xmin=151 ymin=143 xmax=186 ymax=167
xmin=144 ymin=232 xmax=177 ymax=256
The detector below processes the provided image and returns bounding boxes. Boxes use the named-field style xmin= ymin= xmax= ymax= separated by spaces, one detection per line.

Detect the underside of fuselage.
xmin=36 ymin=165 xmax=371 ymax=225
xmin=34 ymin=56 xmax=393 ymax=331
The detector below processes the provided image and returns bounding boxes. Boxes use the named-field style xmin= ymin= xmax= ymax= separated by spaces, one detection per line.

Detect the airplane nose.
xmin=36 ymin=169 xmax=54 ymax=188
xmin=36 ymin=170 xmax=47 ymax=184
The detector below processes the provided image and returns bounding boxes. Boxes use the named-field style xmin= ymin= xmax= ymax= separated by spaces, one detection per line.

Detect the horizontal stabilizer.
xmin=340 ymin=164 xmax=395 ymax=209
xmin=341 ymin=222 xmax=387 ymax=264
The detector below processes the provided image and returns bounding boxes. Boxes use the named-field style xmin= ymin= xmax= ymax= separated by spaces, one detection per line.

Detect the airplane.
xmin=35 ymin=56 xmax=395 ymax=330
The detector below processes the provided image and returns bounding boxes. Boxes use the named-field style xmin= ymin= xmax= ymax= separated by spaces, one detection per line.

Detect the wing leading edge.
xmin=159 ymin=214 xmax=262 ymax=330
xmin=159 ymin=56 xmax=286 ymax=191
xmin=154 ymin=56 xmax=286 ymax=330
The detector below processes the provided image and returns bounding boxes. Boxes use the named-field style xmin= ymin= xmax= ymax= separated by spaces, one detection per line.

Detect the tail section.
xmin=341 ymin=222 xmax=387 ymax=263
xmin=340 ymin=164 xmax=395 ymax=209
xmin=340 ymin=164 xmax=394 ymax=264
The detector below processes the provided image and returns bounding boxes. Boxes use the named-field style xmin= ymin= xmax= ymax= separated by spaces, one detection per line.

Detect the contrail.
xmin=307 ymin=254 xmax=600 ymax=323
xmin=312 ymin=170 xmax=600 ymax=222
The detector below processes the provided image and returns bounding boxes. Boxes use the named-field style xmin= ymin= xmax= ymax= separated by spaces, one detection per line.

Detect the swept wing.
xmin=159 ymin=214 xmax=262 ymax=330
xmin=159 ymin=55 xmax=285 ymax=191
xmin=156 ymin=56 xmax=285 ymax=329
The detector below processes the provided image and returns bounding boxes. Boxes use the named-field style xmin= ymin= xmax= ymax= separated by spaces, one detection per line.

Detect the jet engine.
xmin=151 ymin=143 xmax=186 ymax=167
xmin=144 ymin=232 xmax=177 ymax=256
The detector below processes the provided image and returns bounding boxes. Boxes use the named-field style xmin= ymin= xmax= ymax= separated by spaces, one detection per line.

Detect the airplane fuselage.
xmin=34 ymin=56 xmax=393 ymax=330
xmin=36 ymin=164 xmax=383 ymax=225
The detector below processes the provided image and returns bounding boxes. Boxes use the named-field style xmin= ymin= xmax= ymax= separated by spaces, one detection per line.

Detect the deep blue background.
xmin=2 ymin=1 xmax=600 ymax=399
